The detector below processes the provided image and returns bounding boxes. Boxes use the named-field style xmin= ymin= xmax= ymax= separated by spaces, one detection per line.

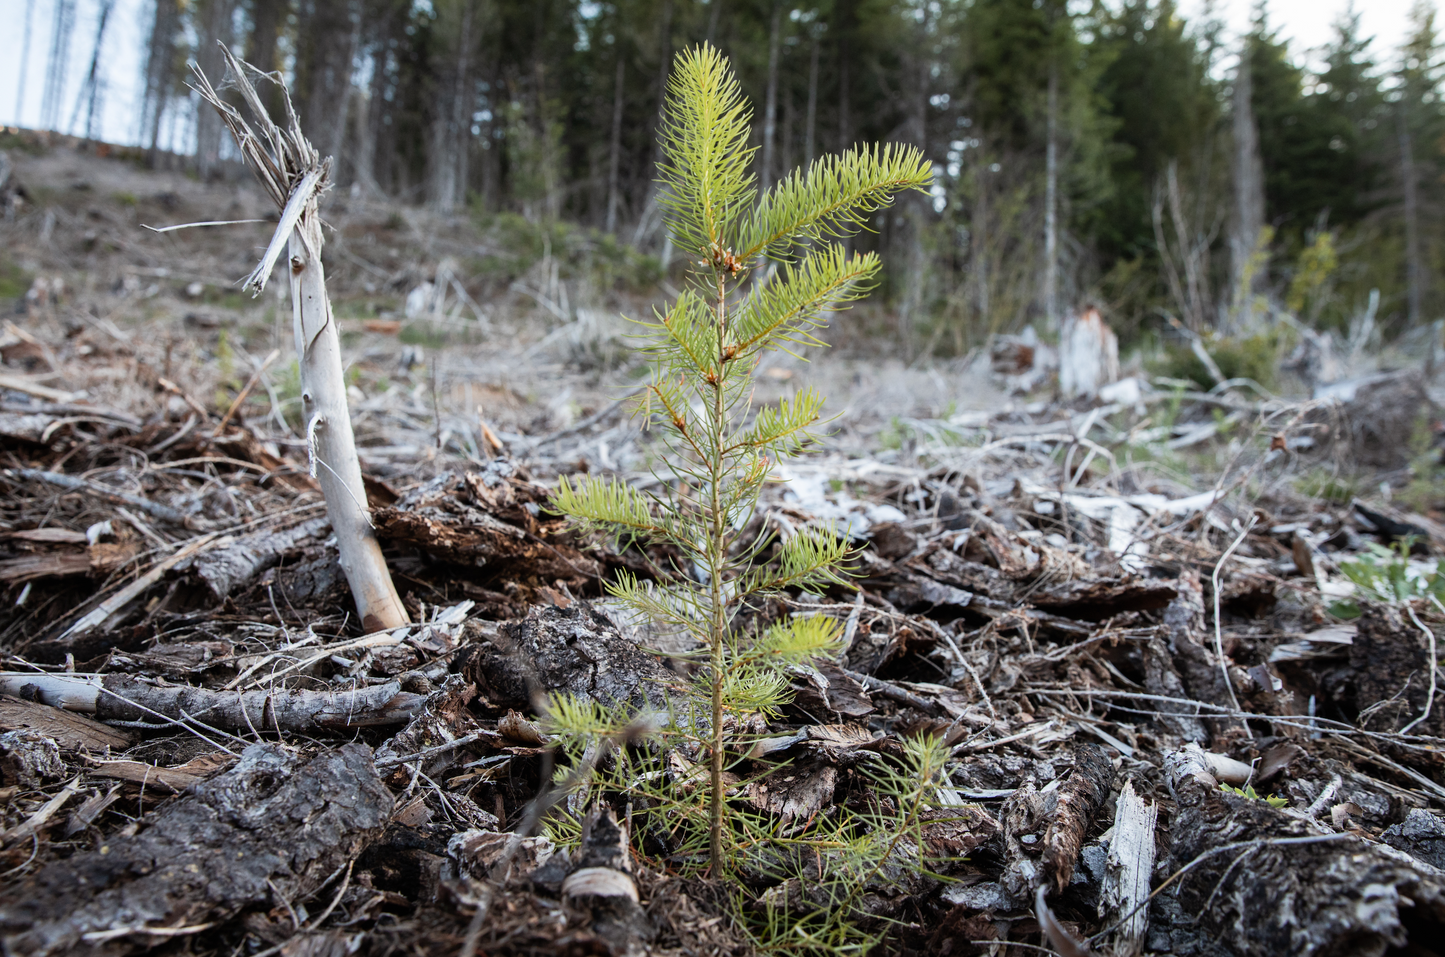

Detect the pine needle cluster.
xmin=548 ymin=43 xmax=934 ymax=938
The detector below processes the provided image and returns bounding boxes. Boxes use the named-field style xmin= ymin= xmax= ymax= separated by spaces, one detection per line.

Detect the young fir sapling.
xmin=551 ymin=44 xmax=932 ymax=875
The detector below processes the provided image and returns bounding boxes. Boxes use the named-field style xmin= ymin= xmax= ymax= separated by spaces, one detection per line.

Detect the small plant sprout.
xmin=551 ymin=42 xmax=931 ymax=875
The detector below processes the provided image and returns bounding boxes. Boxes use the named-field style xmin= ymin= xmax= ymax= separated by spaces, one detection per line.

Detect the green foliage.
xmin=0 ymin=258 xmax=30 ymax=302
xmin=1286 ymin=231 xmax=1339 ymax=319
xmin=1329 ymin=537 xmax=1445 ymax=618
xmin=1220 ymin=783 xmax=1288 ymax=808
xmin=471 ymin=212 xmax=660 ymax=292
xmin=548 ymin=42 xmax=932 ymax=942
xmin=1151 ymin=331 xmax=1283 ymax=390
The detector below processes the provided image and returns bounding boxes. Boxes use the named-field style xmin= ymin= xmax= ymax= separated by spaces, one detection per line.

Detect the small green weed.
xmin=1220 ymin=783 xmax=1288 ymax=808
xmin=1329 ymin=538 xmax=1445 ymax=618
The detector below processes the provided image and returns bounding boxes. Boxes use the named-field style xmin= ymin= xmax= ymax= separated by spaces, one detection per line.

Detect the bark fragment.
xmin=455 ymin=603 xmax=677 ymax=713
xmin=1157 ymin=744 xmax=1445 ymax=957
xmin=0 ymin=743 xmax=392 ymax=956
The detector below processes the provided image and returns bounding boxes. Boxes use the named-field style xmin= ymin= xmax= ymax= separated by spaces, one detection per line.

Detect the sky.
xmin=0 ymin=0 xmax=1432 ymax=150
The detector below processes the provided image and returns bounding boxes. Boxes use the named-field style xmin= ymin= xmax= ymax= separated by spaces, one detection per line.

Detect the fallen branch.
xmin=0 ymin=673 xmax=423 ymax=732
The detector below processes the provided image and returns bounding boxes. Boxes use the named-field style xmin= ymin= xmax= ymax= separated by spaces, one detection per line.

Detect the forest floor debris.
xmin=1 ymin=140 xmax=1444 ymax=956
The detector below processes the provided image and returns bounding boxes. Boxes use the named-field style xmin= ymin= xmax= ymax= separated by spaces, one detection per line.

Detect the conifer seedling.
xmin=552 ymin=44 xmax=932 ymax=874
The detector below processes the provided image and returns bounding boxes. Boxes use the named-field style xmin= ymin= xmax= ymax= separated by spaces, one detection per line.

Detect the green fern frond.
xmin=553 ymin=474 xmax=666 ymax=540
xmin=730 ymin=247 xmax=880 ymax=357
xmin=657 ymin=43 xmax=756 ymax=260
xmin=738 ymin=387 xmax=826 ymax=455
xmin=741 ymin=142 xmax=933 ymax=261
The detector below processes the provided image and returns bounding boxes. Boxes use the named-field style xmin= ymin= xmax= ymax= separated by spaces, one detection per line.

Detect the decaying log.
xmin=374 ymin=466 xmax=601 ymax=597
xmin=0 ymin=743 xmax=391 ymax=956
xmin=1099 ymin=780 xmax=1158 ymax=956
xmin=0 ymin=730 xmax=66 ymax=789
xmin=1002 ymin=744 xmax=1114 ymax=902
xmin=455 ymin=603 xmax=677 ymax=713
xmin=0 ymin=542 xmax=138 ymax=585
xmin=0 ymin=673 xmax=422 ymax=731
xmin=179 ymin=516 xmax=330 ymax=599
xmin=1156 ymin=745 xmax=1445 ymax=957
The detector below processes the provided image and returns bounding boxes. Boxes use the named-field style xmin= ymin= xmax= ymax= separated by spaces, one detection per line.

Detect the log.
xmin=1154 ymin=745 xmax=1445 ymax=957
xmin=0 ymin=743 xmax=391 ymax=956
xmin=0 ymin=673 xmax=423 ymax=731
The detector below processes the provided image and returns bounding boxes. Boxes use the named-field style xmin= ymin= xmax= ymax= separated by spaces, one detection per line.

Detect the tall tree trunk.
xmin=804 ymin=28 xmax=819 ymax=167
xmin=16 ymin=0 xmax=34 ymax=125
xmin=897 ymin=7 xmax=930 ymax=358
xmin=706 ymin=0 xmax=723 ymax=43
xmin=1398 ymin=107 xmax=1423 ymax=328
xmin=75 ymin=0 xmax=115 ymax=143
xmin=194 ymin=0 xmax=236 ymax=180
xmin=41 ymin=0 xmax=76 ymax=132
xmin=836 ymin=0 xmax=852 ymax=153
xmin=606 ymin=53 xmax=626 ymax=233
xmin=761 ymin=0 xmax=783 ymax=196
xmin=1042 ymin=63 xmax=1059 ymax=330
xmin=638 ymin=0 xmax=670 ymax=258
xmin=296 ymin=0 xmax=359 ymax=177
xmin=428 ymin=1 xmax=474 ymax=212
xmin=141 ymin=0 xmax=179 ymax=163
xmin=244 ymin=0 xmax=285 ymax=122
xmin=1229 ymin=41 xmax=1265 ymax=328
xmin=973 ymin=150 xmax=990 ymax=330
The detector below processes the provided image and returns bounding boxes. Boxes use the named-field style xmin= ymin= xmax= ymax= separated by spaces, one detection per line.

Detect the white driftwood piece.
xmin=192 ymin=45 xmax=408 ymax=631
xmin=1059 ymin=307 xmax=1119 ymax=399
xmin=1101 ymin=780 xmax=1158 ymax=955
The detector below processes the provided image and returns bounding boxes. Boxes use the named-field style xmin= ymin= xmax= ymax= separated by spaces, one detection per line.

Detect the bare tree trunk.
xmin=804 ymin=28 xmax=819 ymax=167
xmin=1398 ymin=107 xmax=1423 ymax=328
xmin=761 ymin=0 xmax=783 ymax=196
xmin=194 ymin=0 xmax=235 ymax=180
xmin=41 ymin=0 xmax=76 ymax=132
xmin=706 ymin=0 xmax=723 ymax=42
xmin=973 ymin=150 xmax=989 ymax=328
xmin=606 ymin=54 xmax=625 ymax=233
xmin=638 ymin=0 xmax=670 ymax=260
xmin=296 ymin=0 xmax=360 ymax=180
xmin=898 ymin=10 xmax=929 ymax=358
xmin=141 ymin=0 xmax=179 ymax=163
xmin=1230 ymin=41 xmax=1265 ymax=329
xmin=15 ymin=0 xmax=34 ymax=125
xmin=1042 ymin=63 xmax=1059 ymax=330
xmin=75 ymin=0 xmax=116 ymax=143
xmin=836 ymin=0 xmax=851 ymax=153
xmin=245 ymin=0 xmax=285 ymax=123
xmin=194 ymin=47 xmax=410 ymax=633
xmin=427 ymin=0 xmax=474 ymax=212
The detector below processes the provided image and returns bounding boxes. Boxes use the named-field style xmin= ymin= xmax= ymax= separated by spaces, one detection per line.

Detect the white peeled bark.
xmin=193 ymin=45 xmax=409 ymax=632
xmin=1100 ymin=780 xmax=1158 ymax=955
xmin=290 ymin=226 xmax=408 ymax=631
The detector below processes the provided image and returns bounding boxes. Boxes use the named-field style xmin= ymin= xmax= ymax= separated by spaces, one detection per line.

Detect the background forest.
xmin=19 ymin=0 xmax=1445 ymax=361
